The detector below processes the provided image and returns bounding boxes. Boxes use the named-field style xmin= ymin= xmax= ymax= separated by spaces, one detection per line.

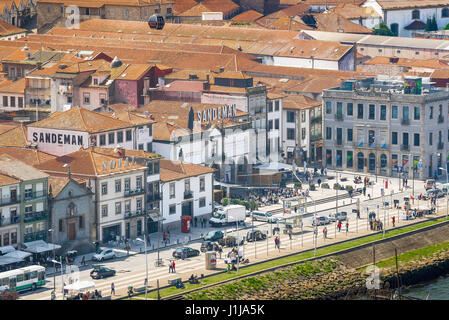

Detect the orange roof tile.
xmin=29 ymin=106 xmax=136 ymax=133
xmin=231 ymin=10 xmax=264 ymax=22
xmin=0 ymin=125 xmax=28 ymax=147
xmin=0 ymin=20 xmax=26 ymax=37
xmin=0 ymin=78 xmax=25 ymax=94
xmin=35 ymin=147 xmax=147 ymax=178
xmin=0 ymin=146 xmax=57 ymax=166
xmin=160 ymin=159 xmax=215 ymax=182
xmin=0 ymin=172 xmax=20 ymax=186
xmin=312 ymin=12 xmax=374 ymax=34
xmin=282 ymin=94 xmax=320 ymax=110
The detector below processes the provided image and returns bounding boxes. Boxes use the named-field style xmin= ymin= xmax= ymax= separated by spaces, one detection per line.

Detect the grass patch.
xmin=130 ymin=216 xmax=449 ymax=300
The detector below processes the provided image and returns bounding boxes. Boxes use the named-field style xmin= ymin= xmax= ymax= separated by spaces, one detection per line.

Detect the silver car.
xmin=92 ymin=249 xmax=116 ymax=262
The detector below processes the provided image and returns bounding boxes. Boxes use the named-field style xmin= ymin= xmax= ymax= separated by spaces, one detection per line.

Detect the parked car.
xmin=90 ymin=266 xmax=116 ymax=279
xmin=200 ymin=241 xmax=220 ymax=253
xmin=92 ymin=249 xmax=116 ymax=262
xmin=328 ymin=212 xmax=347 ymax=222
xmin=203 ymin=230 xmax=224 ymax=241
xmin=246 ymin=229 xmax=267 ymax=242
xmin=172 ymin=247 xmax=200 ymax=259
xmin=251 ymin=211 xmax=278 ymax=223
xmin=425 ymin=179 xmax=436 ymax=190
xmin=218 ymin=235 xmax=245 ymax=247
xmin=312 ymin=216 xmax=331 ymax=226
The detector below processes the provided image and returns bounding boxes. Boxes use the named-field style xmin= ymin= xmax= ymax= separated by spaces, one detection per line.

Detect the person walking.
xmin=111 ymin=283 xmax=115 ymax=296
xmin=323 ymin=227 xmax=326 ymax=239
xmin=172 ymin=260 xmax=176 ymax=273
xmin=337 ymin=220 xmax=342 ymax=232
xmin=169 ymin=261 xmax=173 ymax=273
xmin=162 ymin=232 xmax=166 ymax=245
xmin=51 ymin=290 xmax=56 ymax=300
xmin=81 ymin=255 xmax=86 ymax=267
xmin=147 ymin=234 xmax=151 ymax=246
xmin=194 ymin=216 xmax=198 ymax=228
xmin=345 ymin=221 xmax=349 ymax=234
xmin=392 ymin=216 xmax=396 ymax=227
xmin=288 ymin=230 xmax=292 ymax=240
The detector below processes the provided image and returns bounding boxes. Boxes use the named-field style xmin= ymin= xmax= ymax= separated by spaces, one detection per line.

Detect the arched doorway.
xmin=357 ymin=152 xmax=364 ymax=172
xmin=369 ymin=153 xmax=376 ymax=173
xmin=380 ymin=154 xmax=387 ymax=175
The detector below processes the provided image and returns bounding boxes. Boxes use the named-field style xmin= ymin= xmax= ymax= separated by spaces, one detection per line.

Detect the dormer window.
xmin=93 ymin=78 xmax=98 ymax=85
xmin=412 ymin=10 xmax=420 ymax=20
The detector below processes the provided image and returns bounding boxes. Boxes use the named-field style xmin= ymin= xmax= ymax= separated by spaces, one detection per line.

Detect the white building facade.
xmin=322 ymin=77 xmax=449 ymax=180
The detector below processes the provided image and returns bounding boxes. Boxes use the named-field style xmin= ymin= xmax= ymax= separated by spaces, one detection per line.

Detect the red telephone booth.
xmin=181 ymin=216 xmax=192 ymax=233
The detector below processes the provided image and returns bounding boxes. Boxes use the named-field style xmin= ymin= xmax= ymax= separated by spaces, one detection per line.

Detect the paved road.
xmin=20 ymin=183 xmax=436 ymax=300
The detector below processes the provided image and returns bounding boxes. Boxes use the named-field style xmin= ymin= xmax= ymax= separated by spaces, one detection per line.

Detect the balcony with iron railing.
xmin=310 ymin=134 xmax=322 ymax=142
xmin=401 ymin=118 xmax=410 ymax=125
xmin=23 ymin=210 xmax=48 ymax=223
xmin=0 ymin=215 xmax=20 ymax=226
xmin=0 ymin=196 xmax=19 ymax=206
xmin=438 ymin=142 xmax=444 ymax=150
xmin=184 ymin=191 xmax=193 ymax=199
xmin=124 ymin=209 xmax=145 ymax=219
xmin=334 ymin=113 xmax=344 ymax=121
xmin=24 ymin=191 xmax=46 ymax=202
xmin=438 ymin=115 xmax=445 ymax=123
xmin=24 ymin=230 xmax=47 ymax=242
xmin=124 ymin=188 xmax=145 ymax=197
xmin=400 ymin=144 xmax=410 ymax=151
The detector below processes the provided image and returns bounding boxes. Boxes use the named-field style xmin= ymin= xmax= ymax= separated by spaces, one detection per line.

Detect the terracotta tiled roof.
xmin=0 ymin=146 xmax=57 ymax=166
xmin=89 ymin=146 xmax=162 ymax=159
xmin=263 ymin=17 xmax=314 ymax=31
xmin=35 ymin=147 xmax=147 ymax=178
xmin=0 ymin=154 xmax=49 ymax=180
xmin=109 ymin=110 xmax=155 ymax=126
xmin=160 ymin=159 xmax=215 ymax=182
xmin=431 ymin=69 xmax=449 ymax=78
xmin=363 ymin=56 xmax=449 ymax=70
xmin=0 ymin=125 xmax=28 ymax=147
xmin=155 ymin=79 xmax=205 ymax=92
xmin=256 ymin=3 xmax=311 ymax=26
xmin=0 ymin=172 xmax=20 ymax=187
xmin=37 ymin=0 xmax=174 ymax=7
xmin=312 ymin=12 xmax=373 ymax=34
xmin=173 ymin=0 xmax=198 ymax=15
xmin=282 ymin=94 xmax=320 ymax=110
xmin=377 ymin=0 xmax=449 ymax=10
xmin=330 ymin=4 xmax=380 ymax=20
xmin=231 ymin=10 xmax=264 ymax=22
xmin=48 ymin=176 xmax=69 ymax=197
xmin=0 ymin=78 xmax=25 ymax=94
xmin=0 ymin=20 xmax=26 ymax=37
xmin=178 ymin=0 xmax=238 ymax=16
xmin=29 ymin=106 xmax=136 ymax=133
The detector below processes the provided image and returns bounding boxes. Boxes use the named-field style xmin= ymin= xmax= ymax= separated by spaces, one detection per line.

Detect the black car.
xmin=246 ymin=230 xmax=266 ymax=242
xmin=200 ymin=241 xmax=220 ymax=253
xmin=172 ymin=247 xmax=200 ymax=259
xmin=90 ymin=266 xmax=116 ymax=279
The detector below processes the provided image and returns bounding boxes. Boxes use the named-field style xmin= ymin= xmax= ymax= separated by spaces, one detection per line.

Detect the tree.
xmin=426 ymin=16 xmax=438 ymax=31
xmin=372 ymin=23 xmax=394 ymax=36
xmin=444 ymin=23 xmax=449 ymax=30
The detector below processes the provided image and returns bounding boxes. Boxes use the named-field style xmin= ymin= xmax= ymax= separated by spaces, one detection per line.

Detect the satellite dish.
xmin=148 ymin=14 xmax=165 ymax=30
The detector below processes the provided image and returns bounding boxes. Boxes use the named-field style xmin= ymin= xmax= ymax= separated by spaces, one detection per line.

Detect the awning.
xmin=23 ymin=240 xmax=61 ymax=254
xmin=254 ymin=162 xmax=293 ymax=171
xmin=4 ymin=250 xmax=32 ymax=260
xmin=0 ymin=245 xmax=15 ymax=255
xmin=64 ymin=281 xmax=95 ymax=292
xmin=0 ymin=256 xmax=22 ymax=266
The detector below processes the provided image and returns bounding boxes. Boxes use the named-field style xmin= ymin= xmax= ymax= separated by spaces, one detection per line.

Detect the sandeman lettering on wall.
xmin=196 ymin=104 xmax=237 ymax=123
xmin=32 ymin=132 xmax=84 ymax=146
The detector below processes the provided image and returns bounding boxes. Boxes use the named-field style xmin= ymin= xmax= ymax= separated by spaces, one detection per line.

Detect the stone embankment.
xmin=186 ymin=248 xmax=449 ymax=300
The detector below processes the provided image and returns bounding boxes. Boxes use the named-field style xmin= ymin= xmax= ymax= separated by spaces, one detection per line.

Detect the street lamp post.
xmin=136 ymin=233 xmax=148 ymax=300
xmin=48 ymin=229 xmax=56 ymax=292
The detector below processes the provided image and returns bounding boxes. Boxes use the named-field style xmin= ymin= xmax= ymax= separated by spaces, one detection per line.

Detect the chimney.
xmin=219 ymin=66 xmax=224 ymax=73
xmin=187 ymin=106 xmax=194 ymax=132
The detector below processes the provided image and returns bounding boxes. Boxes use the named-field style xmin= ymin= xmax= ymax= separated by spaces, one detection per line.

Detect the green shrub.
xmin=321 ymin=183 xmax=330 ymax=189
xmin=294 ymin=182 xmax=302 ymax=188
xmin=333 ymin=183 xmax=341 ymax=190
xmin=309 ymin=184 xmax=316 ymax=191
xmin=345 ymin=185 xmax=353 ymax=191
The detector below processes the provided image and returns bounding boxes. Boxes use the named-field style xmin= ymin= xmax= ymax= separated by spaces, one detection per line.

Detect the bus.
xmin=0 ymin=265 xmax=46 ymax=292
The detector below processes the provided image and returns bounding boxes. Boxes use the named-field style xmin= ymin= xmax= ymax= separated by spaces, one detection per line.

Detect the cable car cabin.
xmin=148 ymin=14 xmax=165 ymax=30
